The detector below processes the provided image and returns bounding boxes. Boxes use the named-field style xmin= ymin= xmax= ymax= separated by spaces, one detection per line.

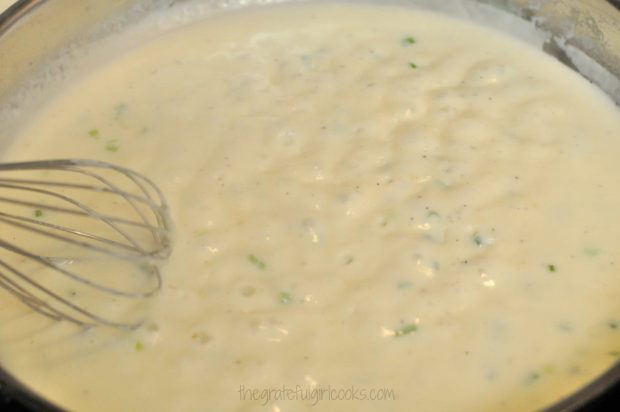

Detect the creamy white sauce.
xmin=1 ymin=3 xmax=620 ymax=411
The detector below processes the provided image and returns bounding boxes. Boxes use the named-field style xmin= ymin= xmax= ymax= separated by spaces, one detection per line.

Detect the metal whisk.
xmin=0 ymin=159 xmax=173 ymax=329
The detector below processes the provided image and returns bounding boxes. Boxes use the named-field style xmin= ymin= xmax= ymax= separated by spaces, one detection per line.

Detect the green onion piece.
xmin=248 ymin=254 xmax=266 ymax=270
xmin=88 ymin=129 xmax=99 ymax=138
xmin=402 ymin=36 xmax=416 ymax=45
xmin=547 ymin=264 xmax=556 ymax=272
xmin=525 ymin=371 xmax=540 ymax=384
xmin=105 ymin=139 xmax=120 ymax=152
xmin=34 ymin=209 xmax=43 ymax=218
xmin=473 ymin=233 xmax=484 ymax=246
xmin=278 ymin=292 xmax=292 ymax=305
xmin=408 ymin=62 xmax=418 ymax=69
xmin=394 ymin=324 xmax=418 ymax=337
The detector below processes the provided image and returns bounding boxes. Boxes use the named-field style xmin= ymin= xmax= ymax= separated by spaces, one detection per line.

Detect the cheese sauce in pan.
xmin=1 ymin=3 xmax=620 ymax=411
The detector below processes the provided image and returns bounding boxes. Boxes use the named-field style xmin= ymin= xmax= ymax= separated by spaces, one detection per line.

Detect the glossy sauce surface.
xmin=1 ymin=3 xmax=620 ymax=411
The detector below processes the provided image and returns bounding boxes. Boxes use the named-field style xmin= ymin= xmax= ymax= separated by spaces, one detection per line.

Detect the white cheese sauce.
xmin=1 ymin=3 xmax=620 ymax=411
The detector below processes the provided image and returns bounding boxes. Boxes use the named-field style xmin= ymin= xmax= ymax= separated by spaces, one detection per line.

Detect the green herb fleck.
xmin=408 ymin=62 xmax=418 ymax=69
xmin=427 ymin=210 xmax=440 ymax=218
xmin=105 ymin=139 xmax=120 ymax=152
xmin=547 ymin=264 xmax=556 ymax=272
xmin=278 ymin=292 xmax=292 ymax=305
xmin=402 ymin=36 xmax=416 ymax=45
xmin=524 ymin=371 xmax=541 ymax=384
xmin=248 ymin=254 xmax=266 ymax=270
xmin=34 ymin=209 xmax=44 ymax=218
xmin=608 ymin=320 xmax=619 ymax=330
xmin=344 ymin=255 xmax=355 ymax=265
xmin=473 ymin=233 xmax=484 ymax=246
xmin=394 ymin=324 xmax=418 ymax=337
xmin=88 ymin=128 xmax=100 ymax=138
xmin=135 ymin=340 xmax=144 ymax=352
xmin=584 ymin=247 xmax=600 ymax=256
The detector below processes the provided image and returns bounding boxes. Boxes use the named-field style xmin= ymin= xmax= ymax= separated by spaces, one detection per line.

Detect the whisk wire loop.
xmin=0 ymin=159 xmax=172 ymax=329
